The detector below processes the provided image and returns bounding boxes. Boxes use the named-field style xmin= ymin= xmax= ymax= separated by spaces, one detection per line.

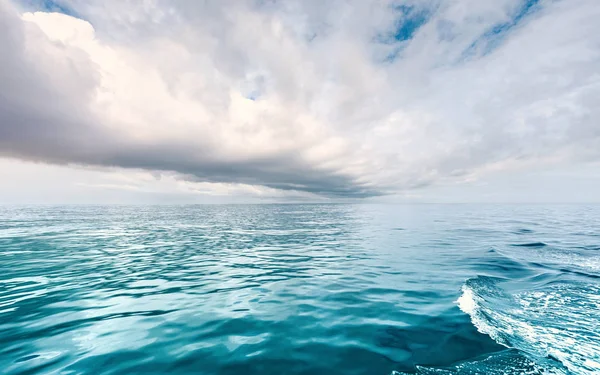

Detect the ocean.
xmin=0 ymin=204 xmax=598 ymax=374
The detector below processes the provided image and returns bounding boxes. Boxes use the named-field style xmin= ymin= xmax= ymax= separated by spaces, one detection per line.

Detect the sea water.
xmin=0 ymin=204 xmax=598 ymax=374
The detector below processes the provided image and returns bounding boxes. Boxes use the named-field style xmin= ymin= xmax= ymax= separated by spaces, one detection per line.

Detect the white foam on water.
xmin=455 ymin=281 xmax=508 ymax=346
xmin=391 ymin=349 xmax=567 ymax=374
xmin=455 ymin=277 xmax=600 ymax=375
xmin=456 ymin=287 xmax=475 ymax=315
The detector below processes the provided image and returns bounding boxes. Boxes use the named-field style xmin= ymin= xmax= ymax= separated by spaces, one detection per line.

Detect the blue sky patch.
xmin=393 ymin=5 xmax=431 ymax=42
xmin=461 ymin=0 xmax=543 ymax=59
xmin=375 ymin=4 xmax=435 ymax=63
xmin=18 ymin=0 xmax=78 ymax=17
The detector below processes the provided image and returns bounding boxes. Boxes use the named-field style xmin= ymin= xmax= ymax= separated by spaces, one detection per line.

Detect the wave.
xmin=499 ymin=245 xmax=600 ymax=276
xmin=455 ymin=276 xmax=600 ymax=375
xmin=392 ymin=349 xmax=567 ymax=374
xmin=514 ymin=228 xmax=535 ymax=235
xmin=394 ymin=274 xmax=600 ymax=374
xmin=510 ymin=242 xmax=547 ymax=248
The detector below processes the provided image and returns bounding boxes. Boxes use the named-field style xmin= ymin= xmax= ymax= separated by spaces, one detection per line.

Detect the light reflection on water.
xmin=0 ymin=204 xmax=598 ymax=374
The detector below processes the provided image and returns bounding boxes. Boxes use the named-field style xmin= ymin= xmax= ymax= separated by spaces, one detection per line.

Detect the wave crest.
xmin=456 ymin=276 xmax=600 ymax=375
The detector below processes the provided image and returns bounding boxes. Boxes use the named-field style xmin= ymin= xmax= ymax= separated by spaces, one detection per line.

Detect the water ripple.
xmin=0 ymin=204 xmax=599 ymax=374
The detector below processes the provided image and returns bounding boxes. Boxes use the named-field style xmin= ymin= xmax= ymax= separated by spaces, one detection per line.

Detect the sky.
xmin=1 ymin=0 xmax=599 ymax=203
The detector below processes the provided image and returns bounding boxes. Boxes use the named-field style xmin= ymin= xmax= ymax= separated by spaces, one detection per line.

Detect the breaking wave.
xmin=455 ymin=276 xmax=600 ymax=375
xmin=395 ymin=275 xmax=599 ymax=374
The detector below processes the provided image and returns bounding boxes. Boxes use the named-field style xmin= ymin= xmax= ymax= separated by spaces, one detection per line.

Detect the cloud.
xmin=1 ymin=0 xmax=599 ymax=198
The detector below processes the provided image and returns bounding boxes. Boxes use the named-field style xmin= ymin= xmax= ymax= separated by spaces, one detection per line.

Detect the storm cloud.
xmin=1 ymin=0 xmax=599 ymax=198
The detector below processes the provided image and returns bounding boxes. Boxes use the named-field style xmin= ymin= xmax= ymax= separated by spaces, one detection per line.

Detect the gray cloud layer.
xmin=1 ymin=0 xmax=599 ymax=197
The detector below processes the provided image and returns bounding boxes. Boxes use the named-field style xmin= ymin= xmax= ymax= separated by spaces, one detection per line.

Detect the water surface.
xmin=0 ymin=204 xmax=598 ymax=374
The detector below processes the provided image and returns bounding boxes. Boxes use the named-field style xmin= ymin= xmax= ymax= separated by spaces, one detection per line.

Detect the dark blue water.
xmin=0 ymin=204 xmax=598 ymax=374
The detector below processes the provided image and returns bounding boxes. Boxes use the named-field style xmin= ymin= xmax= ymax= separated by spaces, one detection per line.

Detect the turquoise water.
xmin=0 ymin=204 xmax=598 ymax=374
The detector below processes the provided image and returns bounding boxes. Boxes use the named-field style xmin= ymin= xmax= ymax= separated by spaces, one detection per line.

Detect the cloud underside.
xmin=1 ymin=0 xmax=599 ymax=198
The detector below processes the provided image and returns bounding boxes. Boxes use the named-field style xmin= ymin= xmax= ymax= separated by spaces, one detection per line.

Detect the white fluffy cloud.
xmin=1 ymin=0 xmax=599 ymax=199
